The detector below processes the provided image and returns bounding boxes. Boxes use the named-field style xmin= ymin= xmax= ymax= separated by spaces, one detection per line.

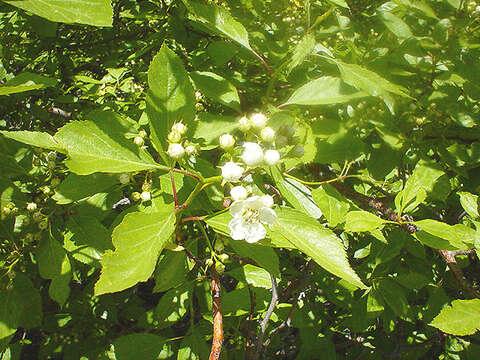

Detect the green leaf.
xmin=0 ymin=72 xmax=56 ymax=95
xmin=229 ymin=240 xmax=280 ymax=277
xmin=228 ymin=264 xmax=275 ymax=289
xmin=113 ymin=333 xmax=166 ymax=360
xmin=312 ymin=184 xmax=350 ymax=227
xmin=335 ymin=61 xmax=410 ymax=113
xmin=36 ymin=236 xmax=71 ymax=306
xmin=345 ymin=211 xmax=387 ymax=232
xmin=192 ymin=113 xmax=238 ymax=145
xmin=0 ymin=130 xmax=64 ymax=152
xmin=64 ymin=215 xmax=113 ymax=266
xmin=285 ymin=33 xmax=316 ymax=75
xmin=430 ymin=299 xmax=480 ymax=336
xmin=153 ymin=251 xmax=189 ymax=293
xmin=94 ymin=206 xmax=176 ymax=296
xmin=379 ymin=11 xmax=412 ymax=40
xmin=270 ymin=167 xmax=322 ymax=219
xmin=328 ymin=0 xmax=349 ymax=8
xmin=458 ymin=192 xmax=479 ymax=219
xmin=190 ymin=71 xmax=241 ymax=113
xmin=52 ymin=173 xmax=117 ymax=204
xmin=154 ymin=283 xmax=192 ymax=329
xmin=283 ymin=76 xmax=366 ymax=106
xmin=0 ymin=153 xmax=26 ymax=176
xmin=54 ymin=111 xmax=160 ymax=175
xmin=177 ymin=328 xmax=209 ymax=360
xmin=4 ymin=0 xmax=113 ymax=27
xmin=376 ymin=279 xmax=408 ymax=317
xmin=183 ymin=0 xmax=252 ymax=51
xmin=147 ymin=44 xmax=195 ymax=152
xmin=272 ymin=207 xmax=366 ymax=289
xmin=413 ymin=220 xmax=473 ymax=250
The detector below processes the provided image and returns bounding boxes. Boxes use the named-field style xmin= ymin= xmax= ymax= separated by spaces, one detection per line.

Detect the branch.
xmin=209 ymin=266 xmax=223 ymax=360
xmin=255 ymin=274 xmax=278 ymax=357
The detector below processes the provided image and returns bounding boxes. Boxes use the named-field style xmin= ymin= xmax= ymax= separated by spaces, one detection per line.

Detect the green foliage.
xmin=2 ymin=0 xmax=480 ymax=358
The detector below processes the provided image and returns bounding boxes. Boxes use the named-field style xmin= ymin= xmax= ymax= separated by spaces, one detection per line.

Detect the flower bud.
xmin=167 ymin=143 xmax=185 ymax=159
xmin=47 ymin=151 xmax=57 ymax=161
xmin=250 ymin=113 xmax=267 ymax=129
xmin=134 ymin=136 xmax=144 ymax=147
xmin=25 ymin=233 xmax=34 ymax=243
xmin=260 ymin=194 xmax=274 ymax=208
xmin=291 ymin=145 xmax=304 ymax=158
xmin=241 ymin=142 xmax=264 ymax=166
xmin=131 ymin=192 xmax=141 ymax=202
xmin=172 ymin=123 xmax=187 ymax=135
xmin=215 ymin=261 xmax=226 ymax=274
xmin=230 ymin=186 xmax=248 ymax=201
xmin=32 ymin=211 xmax=43 ymax=222
xmin=119 ymin=173 xmax=130 ymax=185
xmin=47 ymin=160 xmax=56 ymax=170
xmin=205 ymin=258 xmax=214 ymax=267
xmin=140 ymin=191 xmax=151 ymax=202
xmin=185 ymin=145 xmax=196 ymax=156
xmin=214 ymin=241 xmax=224 ymax=252
xmin=38 ymin=220 xmax=48 ymax=230
xmin=221 ymin=162 xmax=244 ymax=182
xmin=26 ymin=202 xmax=37 ymax=212
xmin=264 ymin=149 xmax=280 ymax=165
xmin=138 ymin=129 xmax=147 ymax=138
xmin=195 ymin=103 xmax=204 ymax=111
xmin=238 ymin=116 xmax=251 ymax=132
xmin=219 ymin=134 xmax=235 ymax=150
xmin=219 ymin=253 xmax=229 ymax=262
xmin=42 ymin=186 xmax=51 ymax=195
xmin=195 ymin=91 xmax=203 ymax=101
xmin=168 ymin=130 xmax=182 ymax=143
xmin=260 ymin=127 xmax=275 ymax=142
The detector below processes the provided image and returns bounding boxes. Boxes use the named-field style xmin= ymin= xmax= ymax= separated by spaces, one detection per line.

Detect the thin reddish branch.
xmin=209 ymin=267 xmax=223 ymax=360
xmin=252 ymin=50 xmax=272 ymax=77
xmin=171 ymin=168 xmax=201 ymax=181
xmin=180 ymin=216 xmax=204 ymax=224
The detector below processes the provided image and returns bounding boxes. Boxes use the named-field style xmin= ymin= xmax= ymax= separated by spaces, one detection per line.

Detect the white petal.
xmin=259 ymin=207 xmax=277 ymax=226
xmin=244 ymin=223 xmax=266 ymax=243
xmin=229 ymin=200 xmax=245 ymax=218
xmin=229 ymin=218 xmax=246 ymax=240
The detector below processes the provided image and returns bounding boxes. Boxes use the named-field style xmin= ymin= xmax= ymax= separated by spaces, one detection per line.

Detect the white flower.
xmin=172 ymin=123 xmax=187 ymax=135
xmin=185 ymin=145 xmax=196 ymax=155
xmin=241 ymin=142 xmax=264 ymax=166
xmin=219 ymin=134 xmax=235 ymax=150
xmin=238 ymin=116 xmax=251 ymax=132
xmin=119 ymin=173 xmax=130 ymax=185
xmin=167 ymin=143 xmax=185 ymax=159
xmin=228 ymin=196 xmax=277 ymax=243
xmin=250 ymin=113 xmax=267 ymax=129
xmin=168 ymin=130 xmax=182 ymax=143
xmin=26 ymin=202 xmax=37 ymax=212
xmin=134 ymin=136 xmax=144 ymax=146
xmin=230 ymin=186 xmax=248 ymax=201
xmin=264 ymin=149 xmax=280 ymax=165
xmin=221 ymin=162 xmax=244 ymax=182
xmin=140 ymin=191 xmax=151 ymax=202
xmin=260 ymin=127 xmax=275 ymax=142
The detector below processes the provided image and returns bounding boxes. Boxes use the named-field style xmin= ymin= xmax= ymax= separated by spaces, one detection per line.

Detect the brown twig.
xmin=209 ymin=266 xmax=223 ymax=360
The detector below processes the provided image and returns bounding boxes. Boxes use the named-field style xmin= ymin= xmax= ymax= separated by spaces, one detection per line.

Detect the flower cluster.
xmin=166 ymin=122 xmax=198 ymax=160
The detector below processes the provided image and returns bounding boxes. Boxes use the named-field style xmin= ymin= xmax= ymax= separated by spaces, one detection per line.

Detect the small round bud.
xmin=22 ymin=217 xmax=31 ymax=226
xmin=250 ymin=113 xmax=267 ymax=129
xmin=168 ymin=130 xmax=182 ymax=143
xmin=167 ymin=143 xmax=186 ymax=159
xmin=260 ymin=195 xmax=274 ymax=208
xmin=2 ymin=207 xmax=11 ymax=216
xmin=230 ymin=186 xmax=248 ymax=201
xmin=195 ymin=103 xmax=204 ymax=111
xmin=42 ymin=186 xmax=51 ymax=195
xmin=185 ymin=145 xmax=196 ymax=156
xmin=276 ymin=135 xmax=288 ymax=148
xmin=219 ymin=134 xmax=235 ymax=150
xmin=219 ymin=253 xmax=229 ymax=262
xmin=140 ymin=191 xmax=151 ymax=202
xmin=38 ymin=220 xmax=48 ymax=230
xmin=119 ymin=173 xmax=130 ymax=185
xmin=221 ymin=162 xmax=245 ymax=182
xmin=32 ymin=211 xmax=43 ymax=223
xmin=46 ymin=151 xmax=57 ymax=161
xmin=260 ymin=127 xmax=275 ymax=142
xmin=25 ymin=233 xmax=34 ymax=243
xmin=347 ymin=105 xmax=355 ymax=118
xmin=50 ymin=177 xmax=61 ymax=187
xmin=134 ymin=136 xmax=144 ymax=147
xmin=26 ymin=202 xmax=37 ymax=212
xmin=215 ymin=262 xmax=226 ymax=274
xmin=205 ymin=258 xmax=214 ymax=267
xmin=138 ymin=129 xmax=147 ymax=138
xmin=172 ymin=123 xmax=187 ymax=135
xmin=47 ymin=160 xmax=56 ymax=170
xmin=214 ymin=241 xmax=224 ymax=252
xmin=195 ymin=91 xmax=203 ymax=101
xmin=264 ymin=149 xmax=280 ymax=165
xmin=142 ymin=183 xmax=151 ymax=192
xmin=241 ymin=142 xmax=264 ymax=166
xmin=131 ymin=192 xmax=142 ymax=202
xmin=291 ymin=145 xmax=304 ymax=158
xmin=238 ymin=116 xmax=251 ymax=132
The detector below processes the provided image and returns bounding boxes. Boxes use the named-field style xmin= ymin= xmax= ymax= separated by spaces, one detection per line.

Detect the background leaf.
xmin=430 ymin=299 xmax=480 ymax=336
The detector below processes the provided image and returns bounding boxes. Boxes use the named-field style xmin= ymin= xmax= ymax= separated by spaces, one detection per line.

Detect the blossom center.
xmin=241 ymin=207 xmax=259 ymax=224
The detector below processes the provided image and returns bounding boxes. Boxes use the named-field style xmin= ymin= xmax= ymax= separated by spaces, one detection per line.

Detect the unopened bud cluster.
xmin=166 ymin=122 xmax=199 ymax=160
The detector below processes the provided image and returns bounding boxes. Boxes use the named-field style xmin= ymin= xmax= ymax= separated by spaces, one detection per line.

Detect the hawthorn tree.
xmin=1 ymin=0 xmax=480 ymax=359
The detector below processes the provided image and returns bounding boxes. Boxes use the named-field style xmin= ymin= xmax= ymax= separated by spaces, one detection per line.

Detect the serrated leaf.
xmin=0 ymin=130 xmax=64 ymax=152
xmin=286 ymin=33 xmax=316 ymax=75
xmin=413 ymin=220 xmax=473 ymax=250
xmin=345 ymin=211 xmax=387 ymax=232
xmin=147 ymin=44 xmax=195 ymax=153
xmin=64 ymin=215 xmax=113 ymax=266
xmin=273 ymin=207 xmax=366 ymax=289
xmin=94 ymin=206 xmax=176 ymax=295
xmin=430 ymin=299 xmax=480 ymax=336
xmin=335 ymin=61 xmax=410 ymax=113
xmin=190 ymin=71 xmax=241 ymax=112
xmin=312 ymin=184 xmax=350 ymax=227
xmin=283 ymin=76 xmax=366 ymax=106
xmin=4 ymin=0 xmax=113 ymax=27
xmin=0 ymin=72 xmax=56 ymax=95
xmin=113 ymin=333 xmax=166 ymax=360
xmin=54 ymin=111 xmax=160 ymax=175
xmin=53 ymin=173 xmax=117 ymax=204
xmin=183 ymin=0 xmax=252 ymax=51
xmin=379 ymin=11 xmax=412 ymax=40
xmin=458 ymin=192 xmax=479 ymax=219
